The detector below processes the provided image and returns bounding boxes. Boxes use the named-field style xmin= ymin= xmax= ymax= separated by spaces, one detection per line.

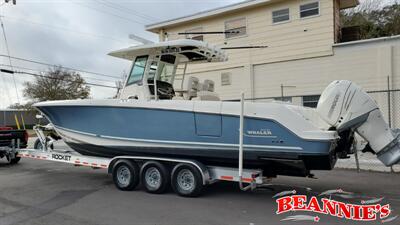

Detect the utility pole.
xmin=1 ymin=0 xmax=16 ymax=121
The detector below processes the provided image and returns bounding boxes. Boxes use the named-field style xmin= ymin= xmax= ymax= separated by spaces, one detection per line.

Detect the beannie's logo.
xmin=276 ymin=194 xmax=392 ymax=222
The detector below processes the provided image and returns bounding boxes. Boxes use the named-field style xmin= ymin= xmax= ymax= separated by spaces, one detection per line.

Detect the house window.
xmin=302 ymin=95 xmax=320 ymax=108
xmin=300 ymin=2 xmax=319 ymax=18
xmin=185 ymin=27 xmax=203 ymax=41
xmin=272 ymin=8 xmax=290 ymax=24
xmin=225 ymin=17 xmax=246 ymax=39
xmin=274 ymin=97 xmax=292 ymax=103
xmin=221 ymin=72 xmax=232 ymax=86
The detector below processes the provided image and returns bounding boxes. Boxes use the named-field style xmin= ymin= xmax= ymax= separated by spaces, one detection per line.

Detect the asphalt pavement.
xmin=0 ymin=140 xmax=399 ymax=225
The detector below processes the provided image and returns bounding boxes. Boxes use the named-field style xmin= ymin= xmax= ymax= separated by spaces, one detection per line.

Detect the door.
xmin=193 ymin=101 xmax=222 ymax=137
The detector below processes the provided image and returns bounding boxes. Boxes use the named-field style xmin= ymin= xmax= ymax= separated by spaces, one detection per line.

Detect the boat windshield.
xmin=127 ymin=55 xmax=148 ymax=85
xmin=148 ymin=58 xmax=175 ymax=84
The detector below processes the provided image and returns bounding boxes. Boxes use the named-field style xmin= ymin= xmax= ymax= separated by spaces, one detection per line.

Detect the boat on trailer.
xmin=34 ymin=39 xmax=400 ymax=179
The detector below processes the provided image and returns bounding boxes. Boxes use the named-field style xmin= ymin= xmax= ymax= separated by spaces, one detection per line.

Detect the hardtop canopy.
xmin=108 ymin=39 xmax=228 ymax=63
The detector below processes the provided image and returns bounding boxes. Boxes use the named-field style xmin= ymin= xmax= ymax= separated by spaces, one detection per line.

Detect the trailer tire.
xmin=140 ymin=161 xmax=169 ymax=194
xmin=171 ymin=164 xmax=203 ymax=197
xmin=112 ymin=160 xmax=140 ymax=191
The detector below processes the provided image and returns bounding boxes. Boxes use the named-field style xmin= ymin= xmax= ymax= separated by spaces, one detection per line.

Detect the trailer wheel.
xmin=171 ymin=164 xmax=203 ymax=197
xmin=140 ymin=161 xmax=169 ymax=194
xmin=112 ymin=160 xmax=140 ymax=191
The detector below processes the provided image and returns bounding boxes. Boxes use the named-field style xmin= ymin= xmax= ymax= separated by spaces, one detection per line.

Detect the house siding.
xmin=163 ymin=0 xmax=335 ymax=73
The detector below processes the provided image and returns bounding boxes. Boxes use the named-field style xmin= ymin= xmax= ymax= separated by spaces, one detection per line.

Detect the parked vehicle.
xmin=0 ymin=127 xmax=28 ymax=148
xmin=0 ymin=126 xmax=27 ymax=164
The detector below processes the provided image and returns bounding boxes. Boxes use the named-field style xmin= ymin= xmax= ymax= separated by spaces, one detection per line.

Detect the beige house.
xmin=145 ymin=0 xmax=400 ymax=120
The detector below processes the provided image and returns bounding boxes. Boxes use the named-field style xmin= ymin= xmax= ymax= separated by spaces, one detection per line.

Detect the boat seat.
xmin=193 ymin=79 xmax=220 ymax=101
xmin=193 ymin=91 xmax=220 ymax=101
xmin=201 ymin=79 xmax=215 ymax=92
xmin=173 ymin=76 xmax=200 ymax=100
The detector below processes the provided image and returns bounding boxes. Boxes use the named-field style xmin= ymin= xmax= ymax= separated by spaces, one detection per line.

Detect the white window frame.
xmin=299 ymin=1 xmax=320 ymax=19
xmin=224 ymin=17 xmax=247 ymax=40
xmin=272 ymin=8 xmax=290 ymax=24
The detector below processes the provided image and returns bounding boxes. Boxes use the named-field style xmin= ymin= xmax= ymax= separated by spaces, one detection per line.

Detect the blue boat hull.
xmin=36 ymin=105 xmax=337 ymax=177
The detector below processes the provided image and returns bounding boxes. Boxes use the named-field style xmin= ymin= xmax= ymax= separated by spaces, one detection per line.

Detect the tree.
xmin=23 ymin=66 xmax=90 ymax=103
xmin=341 ymin=0 xmax=400 ymax=40
xmin=114 ymin=70 xmax=127 ymax=99
xmin=8 ymin=102 xmax=32 ymax=110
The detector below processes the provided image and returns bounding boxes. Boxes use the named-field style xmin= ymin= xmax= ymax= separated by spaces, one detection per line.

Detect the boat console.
xmin=108 ymin=40 xmax=227 ymax=101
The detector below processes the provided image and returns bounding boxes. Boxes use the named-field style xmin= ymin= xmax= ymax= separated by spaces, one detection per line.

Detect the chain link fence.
xmin=247 ymin=89 xmax=400 ymax=173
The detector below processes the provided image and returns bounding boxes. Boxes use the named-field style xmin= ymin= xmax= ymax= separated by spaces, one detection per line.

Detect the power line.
xmin=0 ymin=64 xmax=119 ymax=83
xmin=101 ymin=0 xmax=159 ymax=21
xmin=72 ymin=1 xmax=146 ymax=26
xmin=0 ymin=15 xmax=128 ymax=43
xmin=0 ymin=14 xmax=20 ymax=103
xmin=221 ymin=46 xmax=269 ymax=50
xmin=0 ymin=68 xmax=117 ymax=89
xmin=94 ymin=0 xmax=158 ymax=23
xmin=0 ymin=54 xmax=122 ymax=79
xmin=177 ymin=31 xmax=240 ymax=35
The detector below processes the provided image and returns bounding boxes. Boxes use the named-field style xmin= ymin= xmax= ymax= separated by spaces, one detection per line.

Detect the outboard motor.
xmin=317 ymin=80 xmax=400 ymax=166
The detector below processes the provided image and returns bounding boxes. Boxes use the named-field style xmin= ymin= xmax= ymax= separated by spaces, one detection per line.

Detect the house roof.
xmin=146 ymin=0 xmax=359 ymax=33
xmin=146 ymin=0 xmax=274 ymax=33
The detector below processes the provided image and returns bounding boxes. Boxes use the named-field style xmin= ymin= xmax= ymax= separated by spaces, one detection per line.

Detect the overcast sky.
xmin=0 ymin=0 xmax=244 ymax=108
xmin=0 ymin=0 xmax=395 ymax=108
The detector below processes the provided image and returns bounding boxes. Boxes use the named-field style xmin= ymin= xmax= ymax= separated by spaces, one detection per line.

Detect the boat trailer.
xmin=16 ymin=145 xmax=264 ymax=197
